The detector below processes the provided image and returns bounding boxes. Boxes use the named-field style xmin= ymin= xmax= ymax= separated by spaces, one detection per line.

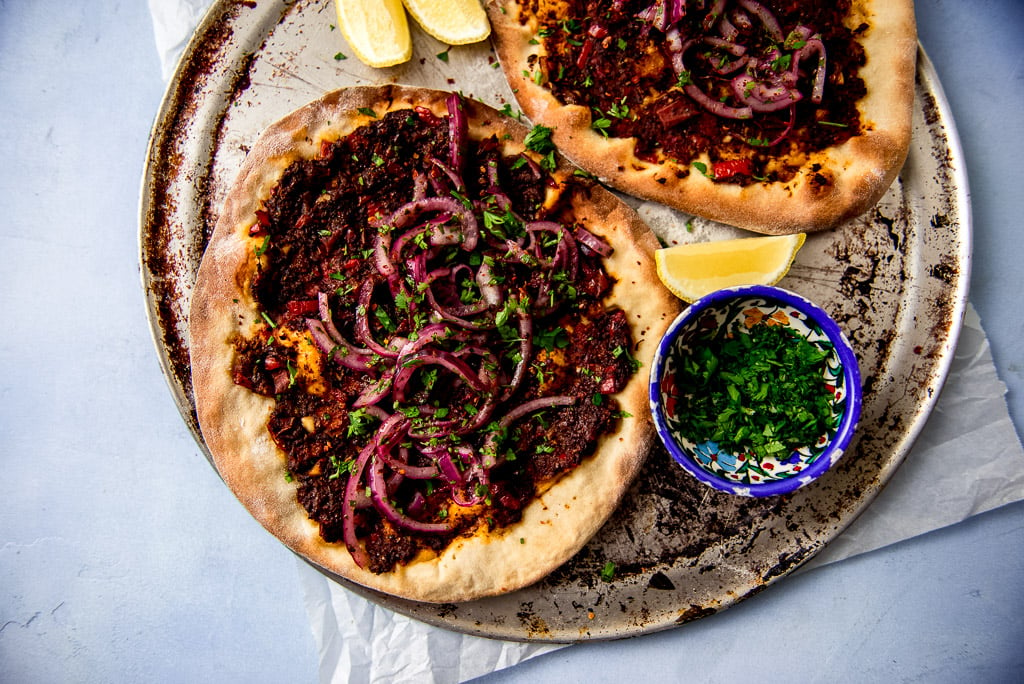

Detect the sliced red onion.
xmin=702 ymin=36 xmax=746 ymax=57
xmin=449 ymin=445 xmax=489 ymax=507
xmin=427 ymin=264 xmax=490 ymax=316
xmin=504 ymin=311 xmax=533 ymax=399
xmin=370 ymin=414 xmax=442 ymax=478
xmin=341 ymin=442 xmax=376 ymax=568
xmin=501 ymin=395 xmax=576 ymax=427
xmin=573 ymin=226 xmax=614 ymax=257
xmin=666 ymin=29 xmax=753 ymax=121
xmin=793 ymin=38 xmax=827 ymax=103
xmin=398 ymin=322 xmax=457 ymax=356
xmin=376 ymin=196 xmax=479 ymax=252
xmin=380 ymin=456 xmax=438 ymax=480
xmin=411 ymin=169 xmax=428 ymax=201
xmin=391 ymin=349 xmax=491 ymax=403
xmin=368 ymin=455 xmax=453 ymax=534
xmin=787 ymin=25 xmax=815 ymax=47
xmin=738 ymin=0 xmax=783 ymax=42
xmin=374 ymin=413 xmax=409 ymax=455
xmin=501 ymin=239 xmax=537 ymax=266
xmin=766 ymin=104 xmax=797 ymax=146
xmin=306 ymin=318 xmax=377 ymax=371
xmin=425 ymin=287 xmax=490 ymax=330
xmin=406 ymin=491 xmax=426 ymax=516
xmin=436 ymin=449 xmax=464 ymax=483
xmin=446 ymin=92 xmax=466 ymax=177
xmin=475 ymin=259 xmax=503 ymax=308
xmin=731 ymin=74 xmax=803 ymax=112
xmin=711 ymin=54 xmax=749 ymax=76
xmin=637 ymin=0 xmax=687 ymax=32
xmin=429 ymin=156 xmax=465 ymax=194
xmin=684 ymin=83 xmax=754 ymax=120
xmin=454 ymin=344 xmax=502 ymax=394
xmin=373 ymin=230 xmax=396 ymax=277
xmin=729 ymin=6 xmax=753 ymax=32
xmin=390 ymin=224 xmax=430 ymax=263
xmin=553 ymin=227 xmax=579 ymax=280
xmin=704 ymin=0 xmax=726 ymax=31
xmin=352 ymin=369 xmax=393 ymax=408
xmin=718 ymin=14 xmax=739 ymax=40
xmin=479 ymin=395 xmax=576 ymax=469
xmin=450 ymin=483 xmax=486 ymax=507
xmin=354 ymin=278 xmax=398 ymax=358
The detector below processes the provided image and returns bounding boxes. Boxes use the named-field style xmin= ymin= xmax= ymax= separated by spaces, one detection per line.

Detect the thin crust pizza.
xmin=188 ymin=85 xmax=679 ymax=603
xmin=485 ymin=0 xmax=918 ymax=234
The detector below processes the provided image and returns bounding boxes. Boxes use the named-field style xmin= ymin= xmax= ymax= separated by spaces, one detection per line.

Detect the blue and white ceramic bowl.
xmin=650 ymin=285 xmax=862 ymax=497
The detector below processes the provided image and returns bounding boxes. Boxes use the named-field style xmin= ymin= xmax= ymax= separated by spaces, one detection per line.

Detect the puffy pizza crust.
xmin=486 ymin=0 xmax=918 ymax=235
xmin=189 ymin=85 xmax=680 ymax=603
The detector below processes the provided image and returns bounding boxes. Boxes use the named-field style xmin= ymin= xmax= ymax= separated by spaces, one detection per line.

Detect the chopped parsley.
xmin=523 ymin=123 xmax=557 ymax=170
xmin=671 ymin=322 xmax=836 ymax=461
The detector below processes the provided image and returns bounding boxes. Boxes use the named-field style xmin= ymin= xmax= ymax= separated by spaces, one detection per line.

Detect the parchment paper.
xmin=149 ymin=6 xmax=1024 ymax=682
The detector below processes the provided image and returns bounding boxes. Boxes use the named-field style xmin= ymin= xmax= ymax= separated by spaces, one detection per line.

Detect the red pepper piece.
xmin=286 ymin=299 xmax=319 ymax=316
xmin=711 ymin=159 xmax=755 ymax=180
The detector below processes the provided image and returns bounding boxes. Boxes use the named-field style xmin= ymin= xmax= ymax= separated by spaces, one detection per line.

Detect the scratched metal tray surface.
xmin=139 ymin=0 xmax=970 ymax=642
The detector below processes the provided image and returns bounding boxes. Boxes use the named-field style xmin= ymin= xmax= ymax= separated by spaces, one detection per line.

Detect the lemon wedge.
xmin=402 ymin=0 xmax=491 ymax=45
xmin=334 ymin=0 xmax=412 ymax=68
xmin=655 ymin=233 xmax=806 ymax=302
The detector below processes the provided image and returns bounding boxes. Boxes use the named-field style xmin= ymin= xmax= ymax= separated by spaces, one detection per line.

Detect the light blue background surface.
xmin=1 ymin=1 xmax=1022 ymax=681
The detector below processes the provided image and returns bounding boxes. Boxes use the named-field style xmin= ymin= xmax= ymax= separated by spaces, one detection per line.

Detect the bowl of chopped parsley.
xmin=650 ymin=285 xmax=862 ymax=497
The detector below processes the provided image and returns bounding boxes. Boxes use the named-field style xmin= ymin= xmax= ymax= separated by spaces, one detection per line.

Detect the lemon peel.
xmin=655 ymin=233 xmax=806 ymax=302
xmin=334 ymin=0 xmax=412 ymax=68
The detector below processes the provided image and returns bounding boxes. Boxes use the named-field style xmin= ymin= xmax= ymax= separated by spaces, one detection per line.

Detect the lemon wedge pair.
xmin=335 ymin=0 xmax=490 ymax=68
xmin=655 ymin=233 xmax=806 ymax=303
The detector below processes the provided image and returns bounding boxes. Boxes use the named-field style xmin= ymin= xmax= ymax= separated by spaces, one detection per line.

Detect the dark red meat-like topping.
xmin=232 ymin=99 xmax=640 ymax=573
xmin=524 ymin=0 xmax=867 ymax=184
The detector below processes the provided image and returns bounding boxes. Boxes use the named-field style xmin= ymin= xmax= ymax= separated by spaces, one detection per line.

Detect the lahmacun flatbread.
xmin=188 ymin=85 xmax=679 ymax=602
xmin=485 ymin=0 xmax=918 ymax=234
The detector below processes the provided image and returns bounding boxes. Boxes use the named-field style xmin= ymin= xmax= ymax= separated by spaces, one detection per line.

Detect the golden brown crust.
xmin=485 ymin=0 xmax=918 ymax=235
xmin=189 ymin=85 xmax=680 ymax=603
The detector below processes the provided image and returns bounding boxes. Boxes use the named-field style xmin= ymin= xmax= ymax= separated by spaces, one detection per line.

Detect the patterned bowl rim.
xmin=649 ymin=284 xmax=863 ymax=497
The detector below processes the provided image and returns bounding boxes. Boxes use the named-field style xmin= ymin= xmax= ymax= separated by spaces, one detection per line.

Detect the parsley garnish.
xmin=589 ymin=115 xmax=610 ymax=137
xmin=692 ymin=161 xmax=715 ymax=179
xmin=600 ymin=561 xmax=616 ymax=582
xmin=523 ymin=124 xmax=557 ymax=170
xmin=608 ymin=96 xmax=630 ymax=119
xmin=524 ymin=124 xmax=555 ymax=153
xmin=499 ymin=103 xmax=522 ymax=120
xmin=783 ymin=30 xmax=808 ymax=51
xmin=671 ymin=322 xmax=835 ymax=461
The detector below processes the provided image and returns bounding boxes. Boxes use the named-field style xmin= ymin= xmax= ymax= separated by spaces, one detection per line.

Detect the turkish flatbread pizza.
xmin=486 ymin=0 xmax=918 ymax=234
xmin=189 ymin=85 xmax=679 ymax=603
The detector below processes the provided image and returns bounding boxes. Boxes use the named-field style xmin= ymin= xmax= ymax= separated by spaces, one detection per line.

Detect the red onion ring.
xmin=341 ymin=442 xmax=376 ymax=568
xmin=446 ymin=91 xmax=466 ymax=176
xmin=368 ymin=455 xmax=453 ymax=534
xmin=737 ymin=0 xmax=783 ymax=42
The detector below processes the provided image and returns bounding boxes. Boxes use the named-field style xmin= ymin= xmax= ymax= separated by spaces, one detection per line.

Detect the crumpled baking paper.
xmin=148 ymin=0 xmax=213 ymax=80
xmin=149 ymin=7 xmax=1024 ymax=682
